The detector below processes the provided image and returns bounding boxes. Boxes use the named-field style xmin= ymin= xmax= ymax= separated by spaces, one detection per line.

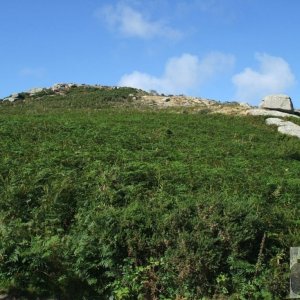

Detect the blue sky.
xmin=1 ymin=0 xmax=300 ymax=107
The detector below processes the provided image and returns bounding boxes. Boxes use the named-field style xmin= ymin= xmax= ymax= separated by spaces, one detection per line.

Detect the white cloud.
xmin=193 ymin=0 xmax=222 ymax=13
xmin=19 ymin=67 xmax=46 ymax=78
xmin=119 ymin=52 xmax=235 ymax=94
xmin=98 ymin=3 xmax=181 ymax=39
xmin=176 ymin=0 xmax=234 ymax=20
xmin=232 ymin=53 xmax=296 ymax=102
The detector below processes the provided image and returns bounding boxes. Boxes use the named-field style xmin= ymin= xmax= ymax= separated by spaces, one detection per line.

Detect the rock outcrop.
xmin=3 ymin=93 xmax=22 ymax=102
xmin=2 ymin=87 xmax=48 ymax=102
xmin=0 ymin=83 xmax=113 ymax=102
xmin=0 ymin=86 xmax=299 ymax=124
xmin=51 ymin=83 xmax=80 ymax=92
xmin=266 ymin=118 xmax=300 ymax=139
xmin=259 ymin=94 xmax=294 ymax=112
xmin=248 ymin=109 xmax=299 ymax=118
xmin=27 ymin=87 xmax=45 ymax=95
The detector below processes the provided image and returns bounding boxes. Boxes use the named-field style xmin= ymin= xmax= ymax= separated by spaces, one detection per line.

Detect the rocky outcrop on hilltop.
xmin=3 ymin=93 xmax=23 ymax=102
xmin=246 ymin=94 xmax=300 ymax=139
xmin=259 ymin=94 xmax=294 ymax=112
xmin=247 ymin=94 xmax=299 ymax=118
xmin=1 ymin=85 xmax=298 ymax=117
xmin=1 ymin=85 xmax=300 ymax=139
xmin=0 ymin=83 xmax=120 ymax=102
xmin=50 ymin=83 xmax=109 ymax=93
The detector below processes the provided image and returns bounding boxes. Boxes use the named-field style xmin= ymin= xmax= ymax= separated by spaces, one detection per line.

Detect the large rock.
xmin=259 ymin=94 xmax=294 ymax=112
xmin=266 ymin=118 xmax=300 ymax=139
xmin=27 ymin=87 xmax=45 ymax=95
xmin=3 ymin=93 xmax=22 ymax=102
xmin=51 ymin=83 xmax=68 ymax=92
xmin=51 ymin=83 xmax=82 ymax=92
xmin=248 ymin=109 xmax=299 ymax=118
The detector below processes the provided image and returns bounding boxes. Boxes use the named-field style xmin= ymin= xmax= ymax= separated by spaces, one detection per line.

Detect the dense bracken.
xmin=0 ymin=87 xmax=299 ymax=299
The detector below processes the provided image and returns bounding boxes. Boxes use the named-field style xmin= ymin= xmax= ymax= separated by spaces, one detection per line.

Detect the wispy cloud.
xmin=119 ymin=52 xmax=235 ymax=94
xmin=176 ymin=0 xmax=236 ymax=21
xmin=189 ymin=0 xmax=222 ymax=13
xmin=97 ymin=3 xmax=182 ymax=40
xmin=232 ymin=53 xmax=296 ymax=103
xmin=19 ymin=67 xmax=46 ymax=79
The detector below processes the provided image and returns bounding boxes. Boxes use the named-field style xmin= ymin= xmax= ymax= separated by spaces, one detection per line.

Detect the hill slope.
xmin=0 ymin=85 xmax=300 ymax=299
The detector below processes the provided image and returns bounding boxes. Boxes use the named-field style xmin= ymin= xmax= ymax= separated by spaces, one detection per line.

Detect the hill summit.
xmin=1 ymin=83 xmax=300 ymax=139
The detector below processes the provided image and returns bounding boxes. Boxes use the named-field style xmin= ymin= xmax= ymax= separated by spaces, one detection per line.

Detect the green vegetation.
xmin=0 ymin=86 xmax=142 ymax=113
xmin=0 ymin=87 xmax=300 ymax=299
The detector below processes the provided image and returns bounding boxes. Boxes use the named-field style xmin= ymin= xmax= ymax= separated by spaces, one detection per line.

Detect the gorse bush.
xmin=0 ymin=88 xmax=299 ymax=299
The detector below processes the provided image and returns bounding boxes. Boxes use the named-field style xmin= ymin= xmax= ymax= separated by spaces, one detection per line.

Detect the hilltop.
xmin=0 ymin=84 xmax=300 ymax=299
xmin=2 ymin=83 xmax=299 ymax=114
xmin=1 ymin=83 xmax=300 ymax=139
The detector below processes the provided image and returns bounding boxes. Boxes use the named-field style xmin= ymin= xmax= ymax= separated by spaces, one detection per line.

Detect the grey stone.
xmin=259 ymin=94 xmax=294 ymax=112
xmin=265 ymin=118 xmax=286 ymax=126
xmin=67 ymin=83 xmax=78 ymax=88
xmin=239 ymin=102 xmax=251 ymax=108
xmin=51 ymin=83 xmax=92 ymax=92
xmin=27 ymin=87 xmax=44 ymax=94
xmin=3 ymin=93 xmax=22 ymax=102
xmin=3 ymin=97 xmax=15 ymax=102
xmin=51 ymin=83 xmax=70 ymax=91
xmin=52 ymin=83 xmax=64 ymax=90
xmin=248 ymin=109 xmax=299 ymax=118
xmin=266 ymin=118 xmax=300 ymax=139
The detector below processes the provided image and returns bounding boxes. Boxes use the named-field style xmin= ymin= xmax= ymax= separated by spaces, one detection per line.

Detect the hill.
xmin=0 ymin=85 xmax=300 ymax=299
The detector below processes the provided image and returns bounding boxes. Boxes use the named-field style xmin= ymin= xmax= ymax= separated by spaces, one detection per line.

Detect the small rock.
xmin=259 ymin=94 xmax=294 ymax=112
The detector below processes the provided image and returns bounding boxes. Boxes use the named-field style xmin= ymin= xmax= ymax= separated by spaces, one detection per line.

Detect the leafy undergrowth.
xmin=0 ymin=90 xmax=300 ymax=299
